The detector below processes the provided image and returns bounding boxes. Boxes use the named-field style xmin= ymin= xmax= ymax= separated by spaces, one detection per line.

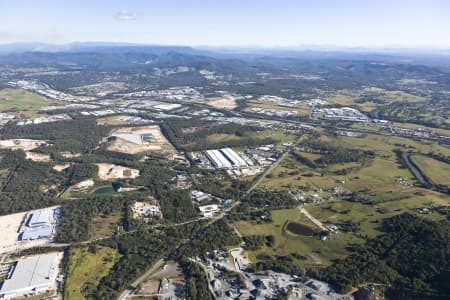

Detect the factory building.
xmin=27 ymin=209 xmax=52 ymax=228
xmin=20 ymin=227 xmax=53 ymax=241
xmin=0 ymin=252 xmax=63 ymax=299
xmin=220 ymin=148 xmax=247 ymax=167
xmin=19 ymin=207 xmax=59 ymax=241
xmin=205 ymin=148 xmax=248 ymax=169
xmin=205 ymin=149 xmax=232 ymax=168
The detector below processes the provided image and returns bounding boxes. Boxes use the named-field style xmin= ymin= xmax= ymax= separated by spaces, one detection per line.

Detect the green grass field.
xmin=253 ymin=132 xmax=450 ymax=268
xmin=263 ymin=133 xmax=450 ymax=205
xmin=335 ymin=134 xmax=450 ymax=157
xmin=64 ymin=246 xmax=121 ymax=300
xmin=245 ymin=101 xmax=311 ymax=116
xmin=0 ymin=88 xmax=58 ymax=117
xmin=411 ymin=154 xmax=450 ymax=187
xmin=206 ymin=129 xmax=296 ymax=145
xmin=362 ymin=87 xmax=427 ymax=103
xmin=262 ymin=154 xmax=415 ymax=193
xmin=235 ymin=208 xmax=361 ymax=267
xmin=325 ymin=88 xmax=427 ymax=112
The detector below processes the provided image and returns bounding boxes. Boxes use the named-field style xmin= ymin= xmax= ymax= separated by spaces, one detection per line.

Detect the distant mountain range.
xmin=1 ymin=42 xmax=450 ymax=68
xmin=1 ymin=41 xmax=449 ymax=55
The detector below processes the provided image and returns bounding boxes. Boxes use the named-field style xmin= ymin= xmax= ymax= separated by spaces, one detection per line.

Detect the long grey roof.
xmin=0 ymin=253 xmax=61 ymax=294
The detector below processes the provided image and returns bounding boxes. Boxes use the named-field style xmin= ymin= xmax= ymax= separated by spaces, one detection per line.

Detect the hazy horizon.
xmin=0 ymin=42 xmax=443 ymax=52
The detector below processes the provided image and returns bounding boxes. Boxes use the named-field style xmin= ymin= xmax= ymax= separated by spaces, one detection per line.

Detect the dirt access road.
xmin=299 ymin=207 xmax=328 ymax=232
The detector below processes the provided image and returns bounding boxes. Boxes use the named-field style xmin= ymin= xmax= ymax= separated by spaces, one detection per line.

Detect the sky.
xmin=0 ymin=0 xmax=450 ymax=48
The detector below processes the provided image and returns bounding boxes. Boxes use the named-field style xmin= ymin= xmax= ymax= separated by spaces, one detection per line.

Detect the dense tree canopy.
xmin=323 ymin=213 xmax=450 ymax=298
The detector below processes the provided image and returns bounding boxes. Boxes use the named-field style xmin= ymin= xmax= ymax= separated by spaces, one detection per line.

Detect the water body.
xmin=92 ymin=186 xmax=118 ymax=196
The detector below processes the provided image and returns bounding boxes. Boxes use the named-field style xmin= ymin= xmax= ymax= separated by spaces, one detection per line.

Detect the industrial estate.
xmin=0 ymin=40 xmax=449 ymax=300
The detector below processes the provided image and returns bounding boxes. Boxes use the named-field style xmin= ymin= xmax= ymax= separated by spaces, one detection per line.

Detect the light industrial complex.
xmin=205 ymin=148 xmax=247 ymax=168
xmin=0 ymin=252 xmax=63 ymax=299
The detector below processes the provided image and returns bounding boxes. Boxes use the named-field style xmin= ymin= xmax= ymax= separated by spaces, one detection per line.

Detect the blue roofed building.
xmin=19 ymin=207 xmax=59 ymax=241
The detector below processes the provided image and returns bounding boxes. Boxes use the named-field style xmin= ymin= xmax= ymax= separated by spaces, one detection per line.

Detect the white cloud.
xmin=114 ymin=10 xmax=137 ymax=22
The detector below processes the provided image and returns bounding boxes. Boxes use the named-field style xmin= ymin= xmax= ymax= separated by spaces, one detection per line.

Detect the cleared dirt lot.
xmin=53 ymin=163 xmax=72 ymax=172
xmin=0 ymin=211 xmax=26 ymax=254
xmin=107 ymin=125 xmax=175 ymax=155
xmin=62 ymin=179 xmax=94 ymax=198
xmin=60 ymin=152 xmax=81 ymax=158
xmin=97 ymin=163 xmax=140 ymax=180
xmin=207 ymin=97 xmax=237 ymax=109
xmin=25 ymin=151 xmax=52 ymax=162
xmin=0 ymin=139 xmax=48 ymax=151
xmin=0 ymin=207 xmax=59 ymax=254
xmin=73 ymin=178 xmax=95 ymax=190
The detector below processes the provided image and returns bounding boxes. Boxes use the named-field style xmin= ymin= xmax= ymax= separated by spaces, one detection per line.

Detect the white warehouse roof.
xmin=112 ymin=133 xmax=142 ymax=145
xmin=205 ymin=150 xmax=232 ymax=168
xmin=20 ymin=227 xmax=53 ymax=241
xmin=28 ymin=209 xmax=53 ymax=227
xmin=0 ymin=252 xmax=62 ymax=298
xmin=220 ymin=148 xmax=247 ymax=167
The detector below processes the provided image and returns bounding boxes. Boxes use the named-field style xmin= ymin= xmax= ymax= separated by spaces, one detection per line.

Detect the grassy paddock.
xmin=206 ymin=129 xmax=296 ymax=145
xmin=411 ymin=154 xmax=450 ymax=187
xmin=245 ymin=101 xmax=311 ymax=116
xmin=64 ymin=246 xmax=121 ymax=300
xmin=0 ymin=88 xmax=58 ymax=117
xmin=254 ymin=132 xmax=450 ymax=268
xmin=235 ymin=208 xmax=360 ymax=267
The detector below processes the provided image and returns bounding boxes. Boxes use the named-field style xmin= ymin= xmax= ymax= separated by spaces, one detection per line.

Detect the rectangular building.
xmin=20 ymin=227 xmax=53 ymax=240
xmin=0 ymin=252 xmax=63 ymax=299
xmin=220 ymin=148 xmax=247 ymax=167
xmin=20 ymin=207 xmax=58 ymax=241
xmin=205 ymin=150 xmax=232 ymax=168
xmin=27 ymin=209 xmax=52 ymax=228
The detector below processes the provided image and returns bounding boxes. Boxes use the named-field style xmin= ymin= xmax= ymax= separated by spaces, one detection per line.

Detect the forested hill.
xmin=323 ymin=213 xmax=450 ymax=299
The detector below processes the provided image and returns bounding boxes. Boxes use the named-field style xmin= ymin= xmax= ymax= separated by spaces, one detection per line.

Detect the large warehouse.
xmin=220 ymin=148 xmax=247 ymax=167
xmin=205 ymin=148 xmax=248 ymax=168
xmin=0 ymin=252 xmax=63 ymax=299
xmin=205 ymin=149 xmax=232 ymax=168
xmin=27 ymin=209 xmax=52 ymax=227
xmin=19 ymin=207 xmax=59 ymax=241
